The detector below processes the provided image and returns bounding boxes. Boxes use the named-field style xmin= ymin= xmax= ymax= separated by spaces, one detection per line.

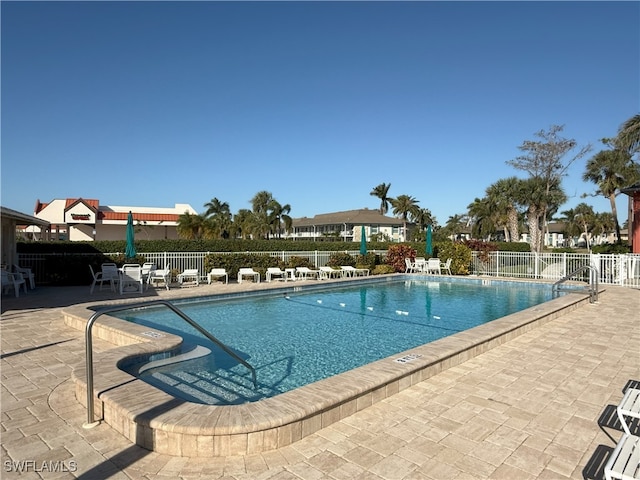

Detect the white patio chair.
xmin=426 ymin=258 xmax=441 ymax=275
xmin=440 ymin=258 xmax=452 ymax=275
xmin=414 ymin=257 xmax=427 ymax=272
xmin=141 ymin=262 xmax=155 ymax=287
xmin=207 ymin=268 xmax=228 ymax=284
xmin=101 ymin=263 xmax=120 ymax=290
xmin=238 ymin=268 xmax=260 ymax=284
xmin=89 ymin=265 xmax=110 ymax=293
xmin=266 ymin=267 xmax=286 ymax=282
xmin=405 ymin=257 xmax=418 ymax=273
xmin=1 ymin=269 xmax=26 ymax=297
xmin=177 ymin=269 xmax=200 ymax=286
xmin=120 ymin=264 xmax=144 ymax=294
xmin=148 ymin=264 xmax=171 ymax=290
xmin=13 ymin=265 xmax=35 ymax=289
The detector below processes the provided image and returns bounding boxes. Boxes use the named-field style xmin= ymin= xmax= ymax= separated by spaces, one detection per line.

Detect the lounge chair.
xmin=13 ymin=265 xmax=35 ymax=289
xmin=148 ymin=264 xmax=171 ymax=290
xmin=426 ymin=258 xmax=441 ymax=275
xmin=617 ymin=388 xmax=640 ymax=435
xmin=120 ymin=264 xmax=144 ymax=294
xmin=1 ymin=269 xmax=26 ymax=297
xmin=177 ymin=268 xmax=200 ymax=286
xmin=604 ymin=433 xmax=640 ymax=480
xmin=319 ymin=266 xmax=343 ymax=280
xmin=266 ymin=267 xmax=286 ymax=282
xmin=238 ymin=267 xmax=260 ymax=284
xmin=341 ymin=266 xmax=369 ymax=277
xmin=296 ymin=267 xmax=320 ymax=280
xmin=207 ymin=268 xmax=228 ymax=284
xmin=440 ymin=258 xmax=452 ymax=275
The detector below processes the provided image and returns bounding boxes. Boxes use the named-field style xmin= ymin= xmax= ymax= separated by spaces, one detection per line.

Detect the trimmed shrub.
xmin=435 ymin=242 xmax=472 ymax=275
xmin=326 ymin=252 xmax=356 ymax=268
xmin=372 ymin=264 xmax=396 ymax=275
xmin=592 ymin=243 xmax=631 ymax=254
xmin=385 ymin=244 xmax=417 ymax=272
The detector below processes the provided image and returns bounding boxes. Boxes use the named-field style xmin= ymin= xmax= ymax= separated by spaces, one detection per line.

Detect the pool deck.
xmin=1 ymin=278 xmax=639 ymax=479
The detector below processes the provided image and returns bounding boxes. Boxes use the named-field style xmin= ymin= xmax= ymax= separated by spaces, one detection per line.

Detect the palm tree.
xmin=411 ymin=208 xmax=436 ymax=233
xmin=467 ymin=197 xmax=497 ymax=241
xmin=515 ymin=177 xmax=567 ymax=252
xmin=486 ymin=177 xmax=521 ymax=242
xmin=251 ymin=191 xmax=274 ymax=215
xmin=616 ymin=114 xmax=640 ymax=156
xmin=370 ymin=183 xmax=392 ymax=215
xmin=231 ymin=209 xmax=254 ymax=239
xmin=203 ymin=197 xmax=232 ymax=239
xmin=390 ymin=194 xmax=419 ymax=241
xmin=583 ymin=148 xmax=639 ymax=242
xmin=268 ymin=200 xmax=292 ymax=238
xmin=562 ymin=203 xmax=597 ymax=251
xmin=176 ymin=212 xmax=208 ymax=240
xmin=442 ymin=214 xmax=469 ymax=241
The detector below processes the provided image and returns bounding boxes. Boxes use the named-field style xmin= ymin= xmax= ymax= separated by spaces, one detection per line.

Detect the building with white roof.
xmin=31 ymin=198 xmax=197 ymax=241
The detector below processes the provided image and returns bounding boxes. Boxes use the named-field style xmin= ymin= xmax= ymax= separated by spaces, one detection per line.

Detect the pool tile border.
xmin=63 ymin=275 xmax=595 ymax=456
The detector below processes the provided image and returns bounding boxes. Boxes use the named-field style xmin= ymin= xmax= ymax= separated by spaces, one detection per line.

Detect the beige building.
xmin=30 ymin=198 xmax=197 ymax=241
xmin=287 ymin=208 xmax=408 ymax=242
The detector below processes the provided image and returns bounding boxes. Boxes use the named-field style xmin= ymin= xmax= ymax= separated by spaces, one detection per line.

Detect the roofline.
xmin=1 ymin=206 xmax=51 ymax=226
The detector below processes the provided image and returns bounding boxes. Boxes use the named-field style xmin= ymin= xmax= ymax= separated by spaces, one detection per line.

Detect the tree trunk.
xmin=508 ymin=207 xmax=519 ymax=243
xmin=609 ymin=193 xmax=621 ymax=243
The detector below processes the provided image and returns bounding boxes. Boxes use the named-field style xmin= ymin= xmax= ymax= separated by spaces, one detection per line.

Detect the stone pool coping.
xmin=64 ymin=275 xmax=596 ymax=456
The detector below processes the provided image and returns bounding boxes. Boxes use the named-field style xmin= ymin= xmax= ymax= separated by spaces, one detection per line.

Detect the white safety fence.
xmin=470 ymin=251 xmax=640 ymax=288
xmin=16 ymin=250 xmax=640 ymax=288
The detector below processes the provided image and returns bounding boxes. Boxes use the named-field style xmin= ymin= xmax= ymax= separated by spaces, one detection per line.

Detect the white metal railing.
xmin=17 ymin=250 xmax=640 ymax=288
xmin=470 ymin=252 xmax=640 ymax=288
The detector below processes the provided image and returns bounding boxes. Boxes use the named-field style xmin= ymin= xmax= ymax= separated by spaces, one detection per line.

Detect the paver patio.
xmin=1 ymin=282 xmax=638 ymax=479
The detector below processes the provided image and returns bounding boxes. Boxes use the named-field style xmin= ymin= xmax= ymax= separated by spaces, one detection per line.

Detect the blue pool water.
xmin=117 ymin=278 xmax=559 ymax=405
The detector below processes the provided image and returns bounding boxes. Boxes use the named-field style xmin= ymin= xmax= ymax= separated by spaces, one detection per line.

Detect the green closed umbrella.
xmin=360 ymin=226 xmax=367 ymax=255
xmin=426 ymin=224 xmax=433 ymax=256
xmin=125 ymin=211 xmax=136 ymax=259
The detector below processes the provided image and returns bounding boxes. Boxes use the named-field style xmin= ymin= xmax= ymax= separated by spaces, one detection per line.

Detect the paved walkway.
xmin=1 ymin=284 xmax=639 ymax=479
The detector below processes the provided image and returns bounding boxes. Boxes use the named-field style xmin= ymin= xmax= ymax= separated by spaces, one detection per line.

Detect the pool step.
xmin=137 ymin=345 xmax=211 ymax=374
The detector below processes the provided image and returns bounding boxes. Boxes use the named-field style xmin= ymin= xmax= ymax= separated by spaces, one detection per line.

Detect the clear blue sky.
xmin=2 ymin=1 xmax=638 ymax=226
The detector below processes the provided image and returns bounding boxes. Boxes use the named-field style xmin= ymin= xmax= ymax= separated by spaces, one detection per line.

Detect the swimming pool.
xmin=117 ymin=278 xmax=561 ymax=405
xmin=66 ymin=274 xmax=592 ymax=456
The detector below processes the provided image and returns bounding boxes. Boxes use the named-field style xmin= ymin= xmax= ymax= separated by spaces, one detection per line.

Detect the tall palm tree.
xmin=390 ymin=194 xmax=419 ymax=241
xmin=251 ymin=191 xmax=274 ymax=215
xmin=411 ymin=208 xmax=436 ymax=233
xmin=583 ymin=148 xmax=639 ymax=242
xmin=442 ymin=214 xmax=469 ymax=241
xmin=268 ymin=200 xmax=292 ymax=238
xmin=616 ymin=114 xmax=640 ymax=156
xmin=370 ymin=183 xmax=392 ymax=215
